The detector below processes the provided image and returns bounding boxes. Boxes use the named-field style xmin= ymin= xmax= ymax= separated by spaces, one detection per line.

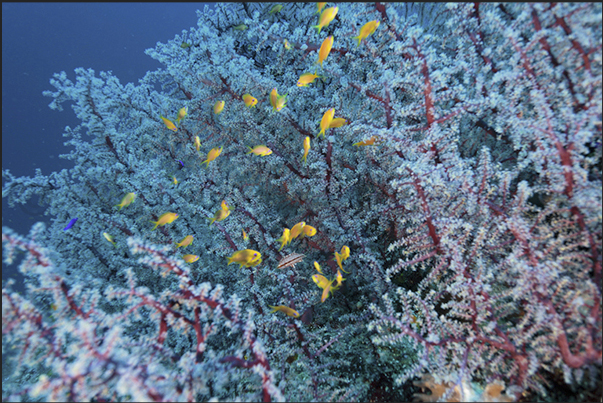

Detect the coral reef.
xmin=3 ymin=3 xmax=601 ymax=402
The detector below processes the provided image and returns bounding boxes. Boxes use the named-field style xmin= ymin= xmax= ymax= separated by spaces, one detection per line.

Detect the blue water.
xmin=1 ymin=2 xmax=211 ymax=282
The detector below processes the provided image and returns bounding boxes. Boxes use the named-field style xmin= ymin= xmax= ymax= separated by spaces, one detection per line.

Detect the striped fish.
xmin=277 ymin=253 xmax=305 ymax=269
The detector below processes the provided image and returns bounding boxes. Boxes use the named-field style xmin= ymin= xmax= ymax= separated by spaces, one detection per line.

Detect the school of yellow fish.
xmin=107 ymin=3 xmax=380 ymax=318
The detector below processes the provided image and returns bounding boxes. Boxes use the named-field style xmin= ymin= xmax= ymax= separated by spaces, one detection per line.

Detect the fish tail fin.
xmin=151 ymin=221 xmax=158 ymax=230
xmin=313 ymin=24 xmax=322 ymax=34
xmin=246 ymin=146 xmax=254 ymax=155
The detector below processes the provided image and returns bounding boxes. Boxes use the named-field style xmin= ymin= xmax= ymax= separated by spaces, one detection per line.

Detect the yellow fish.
xmin=312 ymin=274 xmax=334 ymax=302
xmin=276 ymin=228 xmax=291 ymax=251
xmin=103 ymin=232 xmax=116 ymax=246
xmin=313 ymin=6 xmax=338 ymax=34
xmin=182 ymin=254 xmax=199 ymax=263
xmin=290 ymin=221 xmax=306 ymax=239
xmin=283 ymin=39 xmax=293 ymax=50
xmin=269 ymin=88 xmax=287 ymax=112
xmin=299 ymin=225 xmax=316 ymax=238
xmin=315 ymin=2 xmax=327 ymax=14
xmin=269 ymin=305 xmax=300 ymax=318
xmin=315 ymin=260 xmax=345 ymax=291
xmin=269 ymin=4 xmax=283 ymax=14
xmin=318 ymin=108 xmax=335 ymax=137
xmin=353 ymin=136 xmax=379 ymax=146
xmin=151 ymin=212 xmax=179 ymax=230
xmin=227 ymin=249 xmax=262 ymax=268
xmin=194 ymin=135 xmax=201 ymax=151
xmin=176 ymin=106 xmax=188 ymax=124
xmin=175 ymin=235 xmax=193 ymax=248
xmin=172 ymin=176 xmax=178 ymax=185
xmin=328 ymin=117 xmax=347 ymax=128
xmin=115 ymin=192 xmax=136 ymax=211
xmin=317 ymin=35 xmax=333 ymax=67
xmin=160 ymin=116 xmax=178 ymax=131
xmin=243 ymin=94 xmax=258 ymax=108
xmin=208 ymin=200 xmax=232 ymax=225
xmin=233 ymin=24 xmax=248 ymax=31
xmin=302 ymin=136 xmax=310 ymax=163
xmin=334 ymin=269 xmax=346 ymax=288
xmin=247 ymin=145 xmax=273 ymax=156
xmin=297 ymin=72 xmax=323 ymax=87
xmin=335 ymin=245 xmax=351 ymax=273
xmin=340 ymin=245 xmax=350 ymax=260
xmin=214 ymin=100 xmax=225 ymax=115
xmin=242 ymin=228 xmax=249 ymax=241
xmin=353 ymin=20 xmax=380 ymax=47
xmin=202 ymin=147 xmax=223 ymax=167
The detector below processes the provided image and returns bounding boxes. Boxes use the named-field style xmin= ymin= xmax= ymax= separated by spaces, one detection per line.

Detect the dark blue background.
xmin=2 ymin=2 xmax=211 ymax=283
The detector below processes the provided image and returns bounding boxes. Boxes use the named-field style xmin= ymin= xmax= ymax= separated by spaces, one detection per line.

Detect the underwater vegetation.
xmin=2 ymin=3 xmax=601 ymax=402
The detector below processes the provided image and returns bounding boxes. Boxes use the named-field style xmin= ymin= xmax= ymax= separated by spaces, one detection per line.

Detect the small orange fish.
xmin=299 ymin=225 xmax=316 ymax=238
xmin=208 ymin=200 xmax=232 ymax=225
xmin=290 ymin=222 xmax=306 ymax=239
xmin=114 ymin=192 xmax=136 ymax=211
xmin=151 ymin=212 xmax=179 ymax=230
xmin=227 ymin=249 xmax=262 ymax=268
xmin=353 ymin=136 xmax=379 ymax=146
xmin=175 ymin=235 xmax=193 ymax=248
xmin=318 ymin=108 xmax=335 ymax=138
xmin=269 ymin=305 xmax=300 ymax=318
xmin=247 ymin=145 xmax=273 ymax=156
xmin=160 ymin=116 xmax=178 ymax=131
xmin=335 ymin=245 xmax=351 ymax=273
xmin=103 ymin=232 xmax=116 ymax=247
xmin=213 ymin=100 xmax=225 ymax=115
xmin=176 ymin=107 xmax=188 ymax=124
xmin=312 ymin=274 xmax=334 ymax=302
xmin=243 ymin=94 xmax=258 ymax=108
xmin=353 ymin=20 xmax=380 ymax=47
xmin=340 ymin=245 xmax=350 ymax=260
xmin=302 ymin=136 xmax=310 ymax=163
xmin=276 ymin=228 xmax=291 ymax=250
xmin=194 ymin=135 xmax=201 ymax=151
xmin=269 ymin=88 xmax=287 ymax=112
xmin=297 ymin=72 xmax=323 ymax=87
xmin=269 ymin=4 xmax=283 ymax=14
xmin=182 ymin=254 xmax=199 ymax=263
xmin=334 ymin=269 xmax=345 ymax=288
xmin=283 ymin=39 xmax=293 ymax=50
xmin=317 ymin=35 xmax=333 ymax=67
xmin=313 ymin=6 xmax=338 ymax=34
xmin=329 ymin=117 xmax=347 ymax=129
xmin=242 ymin=228 xmax=249 ymax=241
xmin=202 ymin=147 xmax=223 ymax=167
xmin=315 ymin=2 xmax=327 ymax=14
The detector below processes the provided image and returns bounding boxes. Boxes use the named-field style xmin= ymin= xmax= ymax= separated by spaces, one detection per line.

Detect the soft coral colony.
xmin=2 ymin=2 xmax=602 ymax=402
